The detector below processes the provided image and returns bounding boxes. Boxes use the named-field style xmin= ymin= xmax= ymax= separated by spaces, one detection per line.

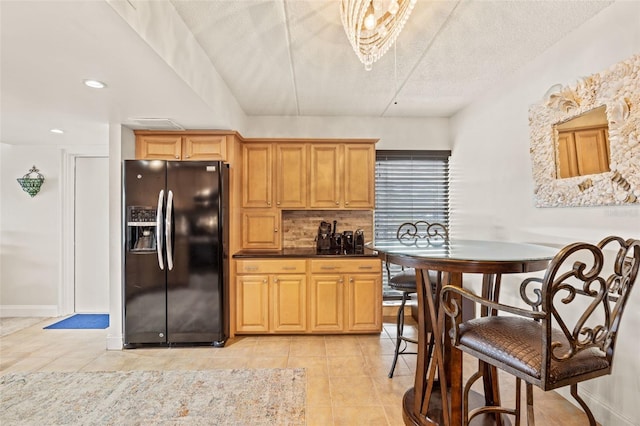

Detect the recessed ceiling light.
xmin=83 ymin=79 xmax=107 ymax=89
xmin=50 ymin=128 xmax=64 ymax=134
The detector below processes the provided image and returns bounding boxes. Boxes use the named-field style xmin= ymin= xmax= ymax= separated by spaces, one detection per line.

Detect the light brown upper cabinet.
xmin=309 ymin=144 xmax=341 ymax=208
xmin=135 ymin=132 xmax=227 ymax=161
xmin=241 ymin=209 xmax=281 ymax=250
xmin=243 ymin=142 xmax=308 ymax=209
xmin=343 ymin=144 xmax=375 ymax=209
xmin=275 ymin=143 xmax=307 ymax=208
xmin=242 ymin=143 xmax=273 ymax=208
xmin=309 ymin=143 xmax=375 ymax=209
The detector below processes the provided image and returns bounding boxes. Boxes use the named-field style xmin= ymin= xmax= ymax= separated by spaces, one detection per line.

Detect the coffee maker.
xmin=354 ymin=229 xmax=365 ymax=254
xmin=342 ymin=230 xmax=354 ymax=254
xmin=316 ymin=221 xmax=332 ymax=252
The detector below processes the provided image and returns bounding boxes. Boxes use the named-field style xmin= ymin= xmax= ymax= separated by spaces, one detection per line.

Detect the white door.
xmin=74 ymin=157 xmax=109 ymax=313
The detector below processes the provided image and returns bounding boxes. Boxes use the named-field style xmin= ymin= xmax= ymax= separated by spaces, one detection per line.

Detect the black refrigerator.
xmin=122 ymin=160 xmax=228 ymax=348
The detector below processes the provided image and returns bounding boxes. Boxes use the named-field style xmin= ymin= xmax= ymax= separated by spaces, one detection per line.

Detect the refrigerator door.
xmin=166 ymin=161 xmax=226 ymax=344
xmin=123 ymin=160 xmax=168 ymax=345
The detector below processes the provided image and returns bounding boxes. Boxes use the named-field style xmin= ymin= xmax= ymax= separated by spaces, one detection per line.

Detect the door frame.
xmin=60 ymin=146 xmax=109 ymax=315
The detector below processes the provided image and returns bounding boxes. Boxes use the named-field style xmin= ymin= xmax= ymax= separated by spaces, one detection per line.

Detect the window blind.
xmin=374 ymin=150 xmax=451 ymax=297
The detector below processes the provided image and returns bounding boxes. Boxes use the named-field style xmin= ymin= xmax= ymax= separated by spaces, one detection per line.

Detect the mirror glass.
xmin=554 ymin=106 xmax=610 ymax=179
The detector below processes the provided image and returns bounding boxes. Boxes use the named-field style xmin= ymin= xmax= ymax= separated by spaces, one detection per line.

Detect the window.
xmin=374 ymin=150 xmax=451 ymax=298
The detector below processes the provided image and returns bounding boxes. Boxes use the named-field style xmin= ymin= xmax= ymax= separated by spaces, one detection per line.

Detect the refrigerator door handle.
xmin=156 ymin=189 xmax=165 ymax=270
xmin=166 ymin=190 xmax=174 ymax=271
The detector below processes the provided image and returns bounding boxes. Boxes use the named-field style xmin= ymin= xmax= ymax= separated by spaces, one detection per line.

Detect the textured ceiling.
xmin=0 ymin=1 xmax=614 ymax=147
xmin=170 ymin=0 xmax=613 ymax=117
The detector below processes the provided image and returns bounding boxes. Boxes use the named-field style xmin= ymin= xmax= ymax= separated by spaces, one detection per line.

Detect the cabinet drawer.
xmin=310 ymin=259 xmax=381 ymax=274
xmin=236 ymin=259 xmax=307 ymax=274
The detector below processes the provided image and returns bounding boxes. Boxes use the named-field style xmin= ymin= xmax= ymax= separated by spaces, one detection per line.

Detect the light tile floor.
xmin=0 ymin=316 xmax=593 ymax=425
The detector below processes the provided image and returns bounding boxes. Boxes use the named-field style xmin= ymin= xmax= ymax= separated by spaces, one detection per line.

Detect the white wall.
xmin=244 ymin=116 xmax=450 ymax=150
xmin=449 ymin=2 xmax=640 ymax=425
xmin=0 ymin=142 xmax=112 ymax=317
xmin=0 ymin=144 xmax=61 ymax=315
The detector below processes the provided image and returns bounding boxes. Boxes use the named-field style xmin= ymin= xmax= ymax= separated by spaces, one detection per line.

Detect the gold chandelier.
xmin=340 ymin=0 xmax=417 ymax=71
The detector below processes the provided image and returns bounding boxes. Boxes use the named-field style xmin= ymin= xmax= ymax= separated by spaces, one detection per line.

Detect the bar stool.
xmin=387 ymin=265 xmax=440 ymax=378
xmin=440 ymin=236 xmax=640 ymax=425
xmin=387 ymin=267 xmax=417 ymax=378
xmin=387 ymin=221 xmax=448 ymax=378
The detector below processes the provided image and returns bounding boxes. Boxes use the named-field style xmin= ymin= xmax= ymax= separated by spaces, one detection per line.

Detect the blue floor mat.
xmin=44 ymin=314 xmax=109 ymax=329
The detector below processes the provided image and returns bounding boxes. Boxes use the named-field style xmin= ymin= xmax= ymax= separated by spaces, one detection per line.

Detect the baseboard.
xmin=555 ymin=387 xmax=635 ymax=426
xmin=0 ymin=305 xmax=58 ymax=318
xmin=106 ymin=333 xmax=123 ymax=351
xmin=382 ymin=303 xmax=412 ymax=318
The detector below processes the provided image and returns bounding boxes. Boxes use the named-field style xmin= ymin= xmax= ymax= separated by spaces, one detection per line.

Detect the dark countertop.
xmin=233 ymin=247 xmax=379 ymax=259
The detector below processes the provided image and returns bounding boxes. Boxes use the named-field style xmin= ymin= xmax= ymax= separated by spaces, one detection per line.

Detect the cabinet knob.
xmin=276 ymin=201 xmax=280 ymax=206
xmin=185 ymin=154 xmax=190 ymax=158
xmin=345 ymin=201 xmax=349 ymax=205
xmin=175 ymin=155 xmax=179 ymax=159
xmin=274 ymin=228 xmax=278 ymax=232
xmin=335 ymin=201 xmax=339 ymax=205
xmin=339 ymin=279 xmax=344 ymax=284
xmin=349 ymin=278 xmax=354 ymax=283
xmin=263 ymin=279 xmax=268 ymax=284
xmin=268 ymin=201 xmax=271 ymax=206
xmin=274 ymin=278 xmax=278 ymax=283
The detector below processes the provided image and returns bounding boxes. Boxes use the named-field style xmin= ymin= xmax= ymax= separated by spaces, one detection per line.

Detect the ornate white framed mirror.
xmin=529 ymin=54 xmax=639 ymax=207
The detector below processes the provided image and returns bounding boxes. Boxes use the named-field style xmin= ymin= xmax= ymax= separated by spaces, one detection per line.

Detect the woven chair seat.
xmin=457 ymin=316 xmax=610 ymax=385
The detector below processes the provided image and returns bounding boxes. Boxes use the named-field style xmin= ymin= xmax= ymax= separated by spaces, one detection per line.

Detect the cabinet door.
xmin=136 ymin=135 xmax=182 ymax=160
xmin=242 ymin=210 xmax=281 ymax=249
xmin=236 ymin=275 xmax=269 ymax=332
xmin=343 ymin=144 xmax=375 ymax=208
xmin=310 ymin=144 xmax=341 ymax=208
xmin=182 ymin=135 xmax=226 ymax=161
xmin=271 ymin=274 xmax=307 ymax=332
xmin=276 ymin=144 xmax=307 ymax=208
xmin=242 ymin=143 xmax=273 ymax=208
xmin=575 ymin=129 xmax=610 ymax=176
xmin=557 ymin=127 xmax=610 ymax=178
xmin=557 ymin=132 xmax=578 ymax=178
xmin=309 ymin=274 xmax=344 ymax=331
xmin=346 ymin=274 xmax=382 ymax=332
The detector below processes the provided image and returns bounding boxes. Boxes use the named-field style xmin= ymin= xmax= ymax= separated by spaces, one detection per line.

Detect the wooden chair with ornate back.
xmin=386 ymin=221 xmax=448 ymax=378
xmin=440 ymin=236 xmax=640 ymax=425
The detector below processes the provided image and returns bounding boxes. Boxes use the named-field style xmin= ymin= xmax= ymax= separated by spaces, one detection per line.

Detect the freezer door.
xmin=123 ymin=160 xmax=168 ymax=345
xmin=166 ymin=161 xmax=225 ymax=344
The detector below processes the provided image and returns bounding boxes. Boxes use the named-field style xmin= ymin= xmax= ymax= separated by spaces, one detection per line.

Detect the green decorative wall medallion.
xmin=17 ymin=165 xmax=45 ymax=197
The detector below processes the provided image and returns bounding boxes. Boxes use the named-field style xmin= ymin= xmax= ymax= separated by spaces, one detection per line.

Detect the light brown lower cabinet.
xmin=235 ymin=258 xmax=382 ymax=334
xmin=235 ymin=274 xmax=306 ymax=332
xmin=235 ymin=259 xmax=306 ymax=333
xmin=309 ymin=259 xmax=382 ymax=333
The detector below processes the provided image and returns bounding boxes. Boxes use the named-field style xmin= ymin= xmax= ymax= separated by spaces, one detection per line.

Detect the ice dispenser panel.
xmin=127 ymin=206 xmax=158 ymax=252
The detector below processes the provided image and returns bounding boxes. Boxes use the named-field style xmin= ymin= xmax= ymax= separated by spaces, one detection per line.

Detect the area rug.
xmin=1 ymin=369 xmax=305 ymax=425
xmin=44 ymin=314 xmax=109 ymax=329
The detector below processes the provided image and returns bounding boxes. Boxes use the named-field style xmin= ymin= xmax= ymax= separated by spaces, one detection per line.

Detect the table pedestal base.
xmin=402 ymin=387 xmax=512 ymax=426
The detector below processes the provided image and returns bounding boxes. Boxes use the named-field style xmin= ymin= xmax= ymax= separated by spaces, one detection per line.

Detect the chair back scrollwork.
xmin=520 ymin=236 xmax=640 ymax=369
xmin=396 ymin=221 xmax=449 ymax=246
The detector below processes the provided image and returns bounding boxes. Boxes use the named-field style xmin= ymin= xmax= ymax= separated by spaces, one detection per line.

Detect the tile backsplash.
xmin=282 ymin=210 xmax=374 ymax=248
